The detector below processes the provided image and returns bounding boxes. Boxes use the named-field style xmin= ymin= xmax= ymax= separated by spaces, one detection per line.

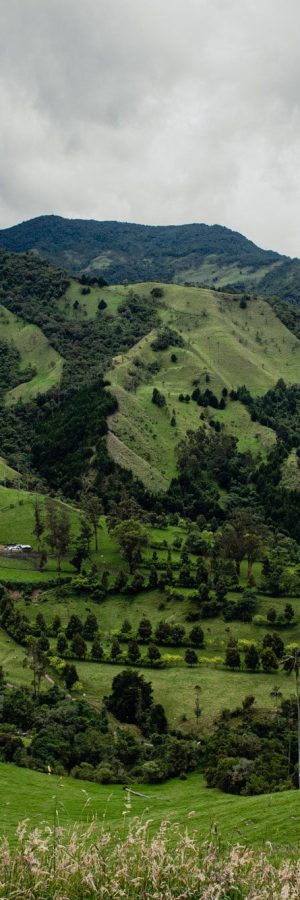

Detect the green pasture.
xmin=72 ymin=660 xmax=294 ymax=731
xmin=0 ymin=628 xmax=31 ymax=687
xmin=2 ymin=763 xmax=300 ymax=849
xmin=0 ymin=457 xmax=18 ymax=484
xmin=213 ymin=400 xmax=275 ymax=456
xmin=1 ymin=763 xmax=300 ymax=849
xmin=0 ymin=486 xmax=122 ymax=581
xmin=61 ymin=280 xmax=127 ymax=319
xmin=14 ymin=575 xmax=300 ymax=652
xmin=0 ymin=305 xmax=63 ymax=403
xmin=0 ymin=485 xmax=79 ymax=547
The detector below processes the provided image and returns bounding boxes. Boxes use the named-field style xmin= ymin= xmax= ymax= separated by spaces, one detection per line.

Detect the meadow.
xmin=1 ymin=762 xmax=300 ymax=849
xmin=0 ymin=486 xmax=299 ymax=732
xmin=0 ymin=486 xmax=122 ymax=582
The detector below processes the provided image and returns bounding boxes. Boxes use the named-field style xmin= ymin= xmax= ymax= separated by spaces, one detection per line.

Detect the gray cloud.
xmin=1 ymin=0 xmax=300 ymax=255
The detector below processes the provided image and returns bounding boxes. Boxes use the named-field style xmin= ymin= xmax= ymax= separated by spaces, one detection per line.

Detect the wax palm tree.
xmin=270 ymin=684 xmax=282 ymax=712
xmin=282 ymin=647 xmax=300 ymax=789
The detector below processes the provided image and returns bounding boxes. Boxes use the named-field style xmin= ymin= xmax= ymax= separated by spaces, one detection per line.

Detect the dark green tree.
xmin=107 ymin=670 xmax=153 ymax=724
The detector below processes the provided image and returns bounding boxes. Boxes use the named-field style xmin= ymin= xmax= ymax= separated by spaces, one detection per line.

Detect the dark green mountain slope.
xmin=2 ymin=215 xmax=300 ymax=303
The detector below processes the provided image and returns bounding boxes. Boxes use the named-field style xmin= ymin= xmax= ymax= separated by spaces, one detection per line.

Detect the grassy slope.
xmin=0 ymin=458 xmax=18 ymax=484
xmin=0 ymin=486 xmax=79 ymax=547
xmin=60 ymin=280 xmax=126 ymax=319
xmin=1 ymin=762 xmax=300 ymax=848
xmin=176 ymin=255 xmax=281 ymax=289
xmin=0 ymin=305 xmax=63 ymax=403
xmin=282 ymin=449 xmax=300 ymax=491
xmin=106 ymin=284 xmax=300 ymax=489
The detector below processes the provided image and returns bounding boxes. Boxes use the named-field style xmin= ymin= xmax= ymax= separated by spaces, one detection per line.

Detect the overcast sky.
xmin=1 ymin=0 xmax=300 ymax=256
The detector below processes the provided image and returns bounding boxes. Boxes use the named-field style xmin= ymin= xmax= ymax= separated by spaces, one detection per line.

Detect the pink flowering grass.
xmin=0 ymin=804 xmax=299 ymax=898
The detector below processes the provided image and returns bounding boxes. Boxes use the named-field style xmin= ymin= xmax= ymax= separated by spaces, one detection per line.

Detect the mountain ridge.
xmin=3 ymin=214 xmax=300 ymax=303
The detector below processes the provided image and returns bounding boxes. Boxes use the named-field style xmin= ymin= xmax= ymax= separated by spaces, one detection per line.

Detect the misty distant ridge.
xmin=1 ymin=214 xmax=300 ymax=303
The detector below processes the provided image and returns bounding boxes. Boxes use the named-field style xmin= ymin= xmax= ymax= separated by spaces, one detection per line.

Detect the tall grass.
xmin=0 ymin=801 xmax=300 ymax=899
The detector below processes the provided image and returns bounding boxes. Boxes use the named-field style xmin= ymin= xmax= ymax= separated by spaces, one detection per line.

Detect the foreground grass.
xmin=2 ymin=763 xmax=300 ymax=850
xmin=3 ymin=818 xmax=300 ymax=899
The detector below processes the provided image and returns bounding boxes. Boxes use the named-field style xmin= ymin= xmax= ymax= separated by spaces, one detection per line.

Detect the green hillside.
xmin=0 ymin=457 xmax=18 ymax=484
xmin=3 ymin=215 xmax=300 ymax=304
xmin=106 ymin=283 xmax=300 ymax=489
xmin=2 ymin=762 xmax=300 ymax=848
xmin=0 ymin=305 xmax=63 ymax=403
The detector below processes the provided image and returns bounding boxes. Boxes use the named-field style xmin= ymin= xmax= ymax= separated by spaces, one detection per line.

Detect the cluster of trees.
xmin=0 ymin=670 xmax=201 ymax=784
xmin=151 ymin=327 xmax=184 ymax=352
xmin=204 ymin=692 xmax=300 ymax=795
xmin=191 ymin=385 xmax=227 ymax=410
xmin=52 ymin=613 xmax=204 ymax=667
xmin=161 ymin=417 xmax=300 ymax=543
xmin=224 ymin=632 xmax=287 ymax=673
xmin=233 ymin=380 xmax=300 ymax=450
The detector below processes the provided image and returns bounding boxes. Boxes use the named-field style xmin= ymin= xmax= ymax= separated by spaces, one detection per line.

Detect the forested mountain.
xmin=2 ymin=215 xmax=300 ymax=303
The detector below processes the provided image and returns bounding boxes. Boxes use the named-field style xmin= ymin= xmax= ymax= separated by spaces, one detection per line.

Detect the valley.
xmin=0 ymin=237 xmax=300 ymax=857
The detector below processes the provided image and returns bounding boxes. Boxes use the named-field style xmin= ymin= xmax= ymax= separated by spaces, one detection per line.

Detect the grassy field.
xmin=105 ymin=283 xmax=300 ymax=489
xmin=0 ymin=628 xmax=32 ymax=687
xmin=72 ymin=660 xmax=294 ymax=731
xmin=0 ymin=305 xmax=63 ymax=403
xmin=1 ymin=762 xmax=300 ymax=849
xmin=0 ymin=485 xmax=78 ymax=544
xmin=60 ymin=280 xmax=127 ymax=319
xmin=0 ymin=486 xmax=122 ymax=581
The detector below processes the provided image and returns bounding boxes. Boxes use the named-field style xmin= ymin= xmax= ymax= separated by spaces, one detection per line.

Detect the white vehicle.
xmin=6 ymin=544 xmax=32 ymax=552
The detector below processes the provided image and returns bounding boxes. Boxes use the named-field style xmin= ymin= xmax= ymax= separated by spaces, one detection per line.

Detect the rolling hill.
xmin=105 ymin=282 xmax=300 ymax=490
xmin=2 ymin=762 xmax=300 ymax=848
xmin=2 ymin=215 xmax=300 ymax=303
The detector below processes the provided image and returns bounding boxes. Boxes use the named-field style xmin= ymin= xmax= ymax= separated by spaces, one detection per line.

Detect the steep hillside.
xmin=106 ymin=283 xmax=300 ymax=490
xmin=2 ymin=215 xmax=300 ymax=303
xmin=0 ymin=305 xmax=63 ymax=403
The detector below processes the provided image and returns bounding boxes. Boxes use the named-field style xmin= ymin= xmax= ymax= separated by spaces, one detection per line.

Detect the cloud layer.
xmin=1 ymin=0 xmax=300 ymax=255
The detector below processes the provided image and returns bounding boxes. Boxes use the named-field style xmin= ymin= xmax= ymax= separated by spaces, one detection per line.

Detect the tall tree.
xmin=71 ymin=517 xmax=92 ymax=573
xmin=111 ymin=518 xmax=148 ymax=573
xmin=283 ymin=648 xmax=300 ymax=789
xmin=45 ymin=500 xmax=71 ymax=572
xmin=32 ymin=497 xmax=45 ymax=551
xmin=80 ymin=491 xmax=103 ymax=551
xmin=23 ymin=637 xmax=49 ymax=697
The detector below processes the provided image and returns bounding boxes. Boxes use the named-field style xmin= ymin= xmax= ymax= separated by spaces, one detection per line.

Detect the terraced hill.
xmin=105 ymin=283 xmax=300 ymax=490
